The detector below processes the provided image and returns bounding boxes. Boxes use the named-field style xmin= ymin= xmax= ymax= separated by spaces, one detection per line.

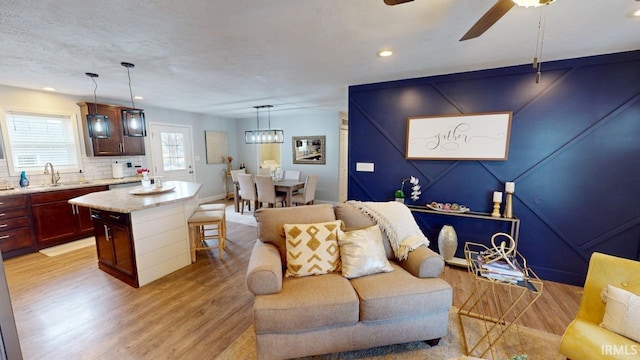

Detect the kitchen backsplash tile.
xmin=0 ymin=156 xmax=146 ymax=188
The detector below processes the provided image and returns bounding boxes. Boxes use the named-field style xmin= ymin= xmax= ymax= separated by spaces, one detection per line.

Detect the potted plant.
xmin=395 ymin=176 xmax=421 ymax=203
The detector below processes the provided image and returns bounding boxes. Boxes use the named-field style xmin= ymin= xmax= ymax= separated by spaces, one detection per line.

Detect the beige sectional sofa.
xmin=245 ymin=203 xmax=453 ymax=360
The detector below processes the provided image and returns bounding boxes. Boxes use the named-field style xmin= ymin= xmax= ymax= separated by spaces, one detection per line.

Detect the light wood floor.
xmin=4 ymin=211 xmax=583 ymax=360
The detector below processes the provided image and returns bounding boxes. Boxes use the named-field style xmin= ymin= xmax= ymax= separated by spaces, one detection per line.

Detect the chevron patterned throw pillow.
xmin=284 ymin=220 xmax=342 ymax=278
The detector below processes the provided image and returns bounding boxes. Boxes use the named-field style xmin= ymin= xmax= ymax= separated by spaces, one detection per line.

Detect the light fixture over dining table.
xmin=245 ymin=105 xmax=284 ymax=144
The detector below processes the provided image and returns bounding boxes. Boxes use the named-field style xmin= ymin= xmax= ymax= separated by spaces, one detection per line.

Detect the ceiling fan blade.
xmin=459 ymin=0 xmax=515 ymax=41
xmin=383 ymin=0 xmax=414 ymax=5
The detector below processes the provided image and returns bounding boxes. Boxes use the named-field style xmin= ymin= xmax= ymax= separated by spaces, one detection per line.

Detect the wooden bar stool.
xmin=196 ymin=203 xmax=226 ymax=212
xmin=188 ymin=210 xmax=226 ymax=262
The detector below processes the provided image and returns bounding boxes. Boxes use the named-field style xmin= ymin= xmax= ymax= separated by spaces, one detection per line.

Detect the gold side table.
xmin=458 ymin=242 xmax=543 ymax=360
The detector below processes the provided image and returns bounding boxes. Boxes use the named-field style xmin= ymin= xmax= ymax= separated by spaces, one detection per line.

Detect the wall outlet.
xmin=356 ymin=162 xmax=374 ymax=172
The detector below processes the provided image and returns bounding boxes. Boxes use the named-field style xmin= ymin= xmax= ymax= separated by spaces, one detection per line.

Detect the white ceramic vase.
xmin=438 ymin=225 xmax=458 ymax=261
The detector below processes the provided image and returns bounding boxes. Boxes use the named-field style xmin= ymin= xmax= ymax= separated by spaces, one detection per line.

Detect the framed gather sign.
xmin=406 ymin=112 xmax=512 ymax=160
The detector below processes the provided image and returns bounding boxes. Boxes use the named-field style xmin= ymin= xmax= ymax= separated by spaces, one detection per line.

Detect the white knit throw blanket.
xmin=347 ymin=200 xmax=430 ymax=261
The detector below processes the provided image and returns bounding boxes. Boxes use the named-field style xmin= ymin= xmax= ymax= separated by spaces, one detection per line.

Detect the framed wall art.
xmin=205 ymin=130 xmax=228 ymax=164
xmin=406 ymin=112 xmax=512 ymax=160
xmin=292 ymin=135 xmax=325 ymax=165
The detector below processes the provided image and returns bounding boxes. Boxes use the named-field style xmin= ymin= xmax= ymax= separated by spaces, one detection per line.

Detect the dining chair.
xmin=291 ymin=174 xmax=318 ymax=206
xmin=258 ymin=168 xmax=272 ymax=176
xmin=230 ymin=169 xmax=246 ymax=204
xmin=283 ymin=170 xmax=301 ymax=181
xmin=236 ymin=173 xmax=257 ymax=214
xmin=229 ymin=169 xmax=246 ymax=182
xmin=255 ymin=175 xmax=286 ymax=208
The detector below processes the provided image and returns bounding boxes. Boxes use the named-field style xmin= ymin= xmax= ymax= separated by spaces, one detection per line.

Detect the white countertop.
xmin=68 ymin=181 xmax=201 ymax=213
xmin=0 ymin=177 xmax=143 ymax=197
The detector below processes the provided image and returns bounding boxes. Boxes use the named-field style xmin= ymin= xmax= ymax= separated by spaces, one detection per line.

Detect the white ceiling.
xmin=1 ymin=0 xmax=638 ymax=119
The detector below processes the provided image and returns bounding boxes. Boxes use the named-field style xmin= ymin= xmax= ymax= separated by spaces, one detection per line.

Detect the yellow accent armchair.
xmin=559 ymin=252 xmax=640 ymax=359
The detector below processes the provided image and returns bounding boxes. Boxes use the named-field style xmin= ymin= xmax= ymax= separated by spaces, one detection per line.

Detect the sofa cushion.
xmin=560 ymin=317 xmax=640 ymax=360
xmin=349 ymin=263 xmax=452 ymax=322
xmin=335 ymin=202 xmax=393 ymax=259
xmin=284 ymin=220 xmax=342 ymax=278
xmin=335 ymin=202 xmax=376 ymax=231
xmin=600 ymin=284 xmax=640 ymax=342
xmin=337 ymin=225 xmax=393 ymax=279
xmin=256 ymin=204 xmax=336 ymax=265
xmin=253 ymin=273 xmax=359 ymax=333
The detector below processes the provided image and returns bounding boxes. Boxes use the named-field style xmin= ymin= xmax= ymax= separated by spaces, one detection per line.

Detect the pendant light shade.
xmin=85 ymin=72 xmax=111 ymax=139
xmin=121 ymin=62 xmax=147 ymax=137
xmin=121 ymin=109 xmax=146 ymax=136
xmin=244 ymin=105 xmax=284 ymax=144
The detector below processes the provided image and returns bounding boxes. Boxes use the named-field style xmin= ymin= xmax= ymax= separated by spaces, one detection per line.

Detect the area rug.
xmin=38 ymin=237 xmax=95 ymax=257
xmin=225 ymin=204 xmax=257 ymax=227
xmin=216 ymin=308 xmax=563 ymax=360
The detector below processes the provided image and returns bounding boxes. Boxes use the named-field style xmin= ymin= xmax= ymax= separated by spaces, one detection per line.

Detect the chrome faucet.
xmin=44 ymin=162 xmax=60 ymax=185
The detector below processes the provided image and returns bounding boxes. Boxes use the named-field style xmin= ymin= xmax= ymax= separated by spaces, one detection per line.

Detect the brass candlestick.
xmin=503 ymin=192 xmax=514 ymax=219
xmin=491 ymin=202 xmax=501 ymax=217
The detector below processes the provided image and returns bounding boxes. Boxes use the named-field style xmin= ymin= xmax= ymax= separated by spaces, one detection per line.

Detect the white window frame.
xmin=0 ymin=108 xmax=83 ymax=176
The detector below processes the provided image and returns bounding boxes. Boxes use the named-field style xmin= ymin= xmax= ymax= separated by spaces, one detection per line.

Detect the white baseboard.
xmin=198 ymin=194 xmax=227 ymax=204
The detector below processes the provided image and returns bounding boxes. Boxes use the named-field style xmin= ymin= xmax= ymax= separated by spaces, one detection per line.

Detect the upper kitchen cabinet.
xmin=79 ymin=102 xmax=145 ymax=157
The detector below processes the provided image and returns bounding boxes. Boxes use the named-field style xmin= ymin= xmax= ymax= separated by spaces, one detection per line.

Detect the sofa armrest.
xmin=246 ymin=240 xmax=283 ymax=295
xmin=398 ymin=245 xmax=445 ymax=278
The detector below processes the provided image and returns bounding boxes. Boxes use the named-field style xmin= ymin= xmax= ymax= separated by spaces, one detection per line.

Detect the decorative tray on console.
xmin=426 ymin=201 xmax=470 ymax=213
xmin=129 ymin=186 xmax=176 ymax=195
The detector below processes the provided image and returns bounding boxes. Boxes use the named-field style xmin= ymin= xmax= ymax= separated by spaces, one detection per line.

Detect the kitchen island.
xmin=69 ymin=181 xmax=201 ymax=287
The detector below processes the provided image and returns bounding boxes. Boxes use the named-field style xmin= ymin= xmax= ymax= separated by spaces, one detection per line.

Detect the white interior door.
xmin=149 ymin=123 xmax=195 ymax=182
xmin=338 ymin=113 xmax=348 ymax=202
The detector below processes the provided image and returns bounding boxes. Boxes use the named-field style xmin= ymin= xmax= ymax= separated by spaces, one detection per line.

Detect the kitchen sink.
xmin=20 ymin=181 xmax=93 ymax=190
xmin=21 ymin=185 xmax=51 ymax=190
xmin=60 ymin=181 xmax=93 ymax=186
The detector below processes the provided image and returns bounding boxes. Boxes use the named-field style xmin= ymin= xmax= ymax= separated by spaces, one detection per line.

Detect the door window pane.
xmin=161 ymin=132 xmax=186 ymax=171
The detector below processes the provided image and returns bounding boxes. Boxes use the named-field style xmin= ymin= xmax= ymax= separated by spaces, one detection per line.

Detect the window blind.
xmin=5 ymin=112 xmax=78 ymax=170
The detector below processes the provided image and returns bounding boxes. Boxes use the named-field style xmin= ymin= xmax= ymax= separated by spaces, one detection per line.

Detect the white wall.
xmin=141 ymin=106 xmax=237 ymax=201
xmin=236 ymin=110 xmax=340 ymax=203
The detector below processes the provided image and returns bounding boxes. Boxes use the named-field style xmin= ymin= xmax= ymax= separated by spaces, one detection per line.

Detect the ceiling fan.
xmin=383 ymin=0 xmax=556 ymax=41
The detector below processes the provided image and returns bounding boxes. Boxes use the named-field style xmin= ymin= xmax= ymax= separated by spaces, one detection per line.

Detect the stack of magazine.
xmin=476 ymin=255 xmax=525 ymax=283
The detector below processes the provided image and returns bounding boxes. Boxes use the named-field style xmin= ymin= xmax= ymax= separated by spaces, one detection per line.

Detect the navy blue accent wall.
xmin=348 ymin=50 xmax=640 ymax=286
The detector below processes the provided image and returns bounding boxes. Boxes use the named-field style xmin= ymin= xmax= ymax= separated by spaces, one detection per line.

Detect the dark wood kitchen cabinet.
xmin=91 ymin=209 xmax=137 ymax=287
xmin=79 ymin=102 xmax=145 ymax=156
xmin=30 ymin=186 xmax=108 ymax=247
xmin=0 ymin=195 xmax=36 ymax=258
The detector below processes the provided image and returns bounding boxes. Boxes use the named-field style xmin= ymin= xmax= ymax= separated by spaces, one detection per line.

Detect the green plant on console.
xmin=395 ymin=176 xmax=421 ymax=202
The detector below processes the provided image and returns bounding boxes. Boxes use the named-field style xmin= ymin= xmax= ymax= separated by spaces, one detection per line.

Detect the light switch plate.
xmin=356 ymin=162 xmax=374 ymax=172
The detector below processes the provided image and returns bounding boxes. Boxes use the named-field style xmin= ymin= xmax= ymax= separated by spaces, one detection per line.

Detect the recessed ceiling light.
xmin=633 ymin=9 xmax=640 ymax=17
xmin=512 ymin=0 xmax=555 ymax=7
xmin=377 ymin=50 xmax=393 ymax=57
xmin=42 ymin=87 xmax=56 ymax=91
xmin=134 ymin=96 xmax=144 ymax=100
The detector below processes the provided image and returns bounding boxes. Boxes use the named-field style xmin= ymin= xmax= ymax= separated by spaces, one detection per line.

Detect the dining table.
xmin=232 ymin=178 xmax=305 ymax=212
xmin=274 ymin=179 xmax=305 ymax=207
